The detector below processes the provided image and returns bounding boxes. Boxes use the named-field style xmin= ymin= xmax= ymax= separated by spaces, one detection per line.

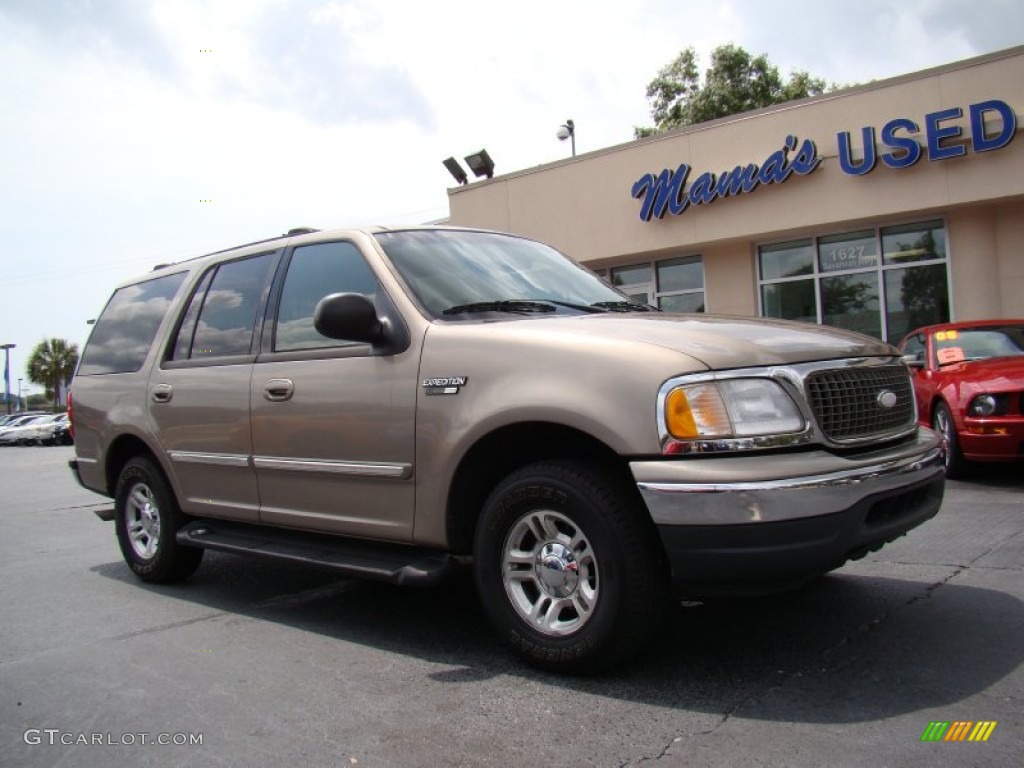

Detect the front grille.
xmin=805 ymin=364 xmax=915 ymax=443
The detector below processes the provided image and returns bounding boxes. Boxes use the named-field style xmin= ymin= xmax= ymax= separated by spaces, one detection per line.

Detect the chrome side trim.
xmin=168 ymin=451 xmax=252 ymax=468
xmin=252 ymin=456 xmax=412 ymax=479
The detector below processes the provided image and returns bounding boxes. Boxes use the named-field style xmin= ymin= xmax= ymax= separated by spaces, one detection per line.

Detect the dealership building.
xmin=445 ymin=45 xmax=1024 ymax=344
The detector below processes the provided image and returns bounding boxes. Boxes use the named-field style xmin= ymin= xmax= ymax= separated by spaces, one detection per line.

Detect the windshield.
xmin=933 ymin=324 xmax=1024 ymax=365
xmin=374 ymin=230 xmax=647 ymax=318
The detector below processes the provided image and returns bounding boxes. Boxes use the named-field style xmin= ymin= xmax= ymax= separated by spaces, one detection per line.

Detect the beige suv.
xmin=69 ymin=226 xmax=945 ymax=672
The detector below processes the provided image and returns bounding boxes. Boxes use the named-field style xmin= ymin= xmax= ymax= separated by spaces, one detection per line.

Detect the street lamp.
xmin=1 ymin=343 xmax=15 ymax=415
xmin=557 ymin=119 xmax=576 ymax=157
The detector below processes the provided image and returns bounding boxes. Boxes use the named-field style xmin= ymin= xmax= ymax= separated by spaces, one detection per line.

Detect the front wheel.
xmin=114 ymin=457 xmax=203 ymax=583
xmin=474 ymin=461 xmax=669 ymax=673
xmin=932 ymin=402 xmax=966 ymax=478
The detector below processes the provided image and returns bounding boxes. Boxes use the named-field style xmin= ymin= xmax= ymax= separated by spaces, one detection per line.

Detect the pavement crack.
xmin=108 ymin=612 xmax=227 ymax=641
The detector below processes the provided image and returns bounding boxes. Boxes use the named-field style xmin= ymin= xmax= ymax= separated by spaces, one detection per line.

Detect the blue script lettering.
xmin=630 ymin=164 xmax=690 ymax=220
xmin=631 ymin=136 xmax=820 ymax=222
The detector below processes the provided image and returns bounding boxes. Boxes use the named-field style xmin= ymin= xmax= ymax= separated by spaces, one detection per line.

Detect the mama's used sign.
xmin=631 ymin=99 xmax=1017 ymax=222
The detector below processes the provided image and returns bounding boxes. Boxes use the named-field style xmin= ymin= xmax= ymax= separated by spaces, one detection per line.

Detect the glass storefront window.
xmin=758 ymin=220 xmax=950 ymax=341
xmin=761 ymin=281 xmax=816 ymax=323
xmin=821 ymin=272 xmax=881 ymax=338
xmin=608 ymin=255 xmax=705 ymax=311
xmin=759 ymin=240 xmax=813 ymax=280
xmin=657 ymin=256 xmax=702 ymax=292
xmin=882 ymin=220 xmax=945 ymax=265
xmin=659 ymin=293 xmax=704 ymax=313
xmin=884 ymin=263 xmax=950 ymax=342
xmin=818 ymin=230 xmax=878 ymax=273
xmin=610 ymin=264 xmax=652 ymax=287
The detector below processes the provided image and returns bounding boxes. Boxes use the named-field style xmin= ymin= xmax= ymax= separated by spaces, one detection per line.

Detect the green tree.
xmin=635 ymin=44 xmax=834 ymax=138
xmin=27 ymin=338 xmax=79 ymax=412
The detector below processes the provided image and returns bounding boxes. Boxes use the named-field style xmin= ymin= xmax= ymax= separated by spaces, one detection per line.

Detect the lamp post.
xmin=557 ymin=119 xmax=576 ymax=157
xmin=17 ymin=378 xmax=23 ymax=413
xmin=1 ymin=343 xmax=15 ymax=415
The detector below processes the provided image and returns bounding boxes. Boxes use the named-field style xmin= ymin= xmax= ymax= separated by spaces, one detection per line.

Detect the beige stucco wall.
xmin=447 ymin=46 xmax=1024 ymax=320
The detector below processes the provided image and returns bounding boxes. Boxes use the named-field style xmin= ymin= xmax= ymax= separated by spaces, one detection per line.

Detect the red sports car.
xmin=898 ymin=319 xmax=1024 ymax=477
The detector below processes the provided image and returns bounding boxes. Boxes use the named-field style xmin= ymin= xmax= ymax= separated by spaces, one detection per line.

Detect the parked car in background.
xmin=0 ymin=414 xmax=51 ymax=445
xmin=49 ymin=414 xmax=73 ymax=445
xmin=898 ymin=319 xmax=1024 ymax=477
xmin=0 ymin=411 xmax=46 ymax=427
xmin=25 ymin=413 xmax=71 ymax=445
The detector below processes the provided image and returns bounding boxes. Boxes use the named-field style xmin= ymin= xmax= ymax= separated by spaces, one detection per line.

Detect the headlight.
xmin=968 ymin=393 xmax=1008 ymax=416
xmin=665 ymin=378 xmax=804 ymax=439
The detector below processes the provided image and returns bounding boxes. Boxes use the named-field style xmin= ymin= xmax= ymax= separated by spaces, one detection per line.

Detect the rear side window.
xmin=171 ymin=252 xmax=277 ymax=360
xmin=78 ymin=272 xmax=187 ymax=375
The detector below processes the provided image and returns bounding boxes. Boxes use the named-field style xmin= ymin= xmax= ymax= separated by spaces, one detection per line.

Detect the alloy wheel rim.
xmin=126 ymin=482 xmax=161 ymax=560
xmin=501 ymin=509 xmax=599 ymax=636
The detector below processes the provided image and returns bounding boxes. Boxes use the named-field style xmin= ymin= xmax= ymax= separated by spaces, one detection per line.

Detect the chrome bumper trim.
xmin=633 ymin=431 xmax=944 ymax=526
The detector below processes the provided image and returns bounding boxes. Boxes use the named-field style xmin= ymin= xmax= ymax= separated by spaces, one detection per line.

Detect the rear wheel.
xmin=114 ymin=457 xmax=203 ymax=582
xmin=932 ymin=402 xmax=966 ymax=478
xmin=474 ymin=461 xmax=669 ymax=673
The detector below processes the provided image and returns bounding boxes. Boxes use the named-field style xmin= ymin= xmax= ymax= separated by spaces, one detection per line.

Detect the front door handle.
xmin=151 ymin=383 xmax=173 ymax=404
xmin=263 ymin=378 xmax=294 ymax=402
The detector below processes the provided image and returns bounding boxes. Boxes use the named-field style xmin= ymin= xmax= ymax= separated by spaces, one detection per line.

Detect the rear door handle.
xmin=263 ymin=378 xmax=294 ymax=402
xmin=151 ymin=383 xmax=173 ymax=404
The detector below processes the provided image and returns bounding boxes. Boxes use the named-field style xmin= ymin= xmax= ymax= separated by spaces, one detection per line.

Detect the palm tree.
xmin=27 ymin=338 xmax=79 ymax=412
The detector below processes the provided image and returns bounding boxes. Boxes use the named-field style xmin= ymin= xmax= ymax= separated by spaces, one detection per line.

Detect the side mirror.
xmin=901 ymin=353 xmax=925 ymax=369
xmin=313 ymin=293 xmax=384 ymax=345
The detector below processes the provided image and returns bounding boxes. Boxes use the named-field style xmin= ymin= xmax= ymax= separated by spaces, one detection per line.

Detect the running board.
xmin=176 ymin=520 xmax=455 ymax=587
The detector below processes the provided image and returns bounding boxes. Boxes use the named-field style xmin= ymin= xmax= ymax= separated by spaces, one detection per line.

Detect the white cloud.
xmin=0 ymin=0 xmax=1019 ymax=387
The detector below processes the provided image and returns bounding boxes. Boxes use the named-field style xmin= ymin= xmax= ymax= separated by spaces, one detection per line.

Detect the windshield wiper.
xmin=442 ymin=300 xmax=558 ymax=315
xmin=591 ymin=301 xmax=659 ymax=312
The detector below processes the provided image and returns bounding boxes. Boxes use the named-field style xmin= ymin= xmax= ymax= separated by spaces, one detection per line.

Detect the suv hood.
xmin=482 ymin=313 xmax=896 ymax=369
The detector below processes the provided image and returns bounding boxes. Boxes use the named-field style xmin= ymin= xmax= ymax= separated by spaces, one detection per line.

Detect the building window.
xmin=610 ymin=255 xmax=704 ymax=311
xmin=758 ymin=220 xmax=949 ymax=342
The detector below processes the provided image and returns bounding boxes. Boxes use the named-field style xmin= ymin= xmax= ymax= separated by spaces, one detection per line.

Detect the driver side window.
xmin=274 ymin=241 xmax=379 ymax=352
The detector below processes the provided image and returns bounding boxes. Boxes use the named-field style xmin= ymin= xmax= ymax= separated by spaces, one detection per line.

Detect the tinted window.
xmin=78 ymin=272 xmax=187 ymax=374
xmin=275 ymin=242 xmax=378 ymax=351
xmin=188 ymin=253 xmax=277 ymax=359
xmin=170 ymin=270 xmax=214 ymax=361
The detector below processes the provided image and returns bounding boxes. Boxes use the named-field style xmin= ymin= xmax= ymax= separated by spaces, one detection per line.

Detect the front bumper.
xmin=959 ymin=417 xmax=1024 ymax=462
xmin=630 ymin=430 xmax=945 ymax=593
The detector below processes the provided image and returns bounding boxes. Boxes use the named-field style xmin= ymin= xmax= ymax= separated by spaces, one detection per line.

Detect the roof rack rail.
xmin=285 ymin=227 xmax=320 ymax=236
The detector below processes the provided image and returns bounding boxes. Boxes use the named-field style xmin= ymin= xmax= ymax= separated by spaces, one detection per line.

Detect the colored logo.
xmin=921 ymin=721 xmax=997 ymax=742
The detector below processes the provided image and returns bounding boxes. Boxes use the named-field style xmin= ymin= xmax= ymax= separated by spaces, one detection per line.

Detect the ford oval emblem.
xmin=877 ymin=390 xmax=898 ymax=409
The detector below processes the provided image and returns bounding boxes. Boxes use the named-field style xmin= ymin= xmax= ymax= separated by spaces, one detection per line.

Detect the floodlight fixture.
xmin=463 ymin=149 xmax=495 ymax=179
xmin=557 ymin=119 xmax=576 ymax=157
xmin=442 ymin=157 xmax=469 ymax=185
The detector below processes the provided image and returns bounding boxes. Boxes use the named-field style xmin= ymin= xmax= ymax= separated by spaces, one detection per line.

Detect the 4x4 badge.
xmin=422 ymin=376 xmax=468 ymax=396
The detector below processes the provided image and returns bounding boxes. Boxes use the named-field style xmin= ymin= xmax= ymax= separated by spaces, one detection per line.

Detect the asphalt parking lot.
xmin=0 ymin=445 xmax=1021 ymax=767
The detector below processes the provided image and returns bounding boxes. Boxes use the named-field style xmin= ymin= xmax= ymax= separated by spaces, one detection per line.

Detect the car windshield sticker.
xmin=937 ymin=347 xmax=965 ymax=364
xmin=936 ymin=330 xmax=959 ymax=341
xmin=422 ymin=376 xmax=468 ymax=396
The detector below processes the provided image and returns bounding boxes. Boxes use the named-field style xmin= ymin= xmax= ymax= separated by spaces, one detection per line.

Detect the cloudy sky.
xmin=1 ymin=0 xmax=1021 ymax=394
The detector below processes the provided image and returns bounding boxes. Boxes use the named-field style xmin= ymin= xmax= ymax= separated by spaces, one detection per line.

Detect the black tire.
xmin=114 ymin=456 xmax=203 ymax=583
xmin=474 ymin=460 xmax=670 ymax=673
xmin=932 ymin=401 xmax=966 ymax=479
